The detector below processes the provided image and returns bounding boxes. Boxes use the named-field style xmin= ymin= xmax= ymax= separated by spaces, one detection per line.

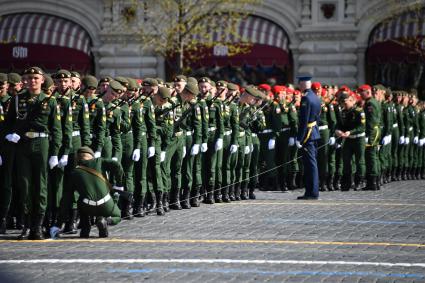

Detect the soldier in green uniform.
xmin=70 ymin=146 xmax=122 ymax=238
xmin=4 ymin=67 xmax=62 ymax=240
xmin=399 ymin=92 xmax=410 ymax=180
xmin=378 ymin=87 xmax=394 ymax=184
xmin=359 ymin=84 xmax=381 ymax=190
xmin=153 ymin=87 xmax=174 ymax=214
xmin=407 ymin=94 xmax=420 ymax=179
xmin=133 ymin=79 xmax=157 ymax=216
xmin=221 ymin=83 xmax=239 ymax=201
xmin=71 ymin=71 xmax=81 ymax=93
xmin=390 ymin=91 xmax=401 ymax=181
xmin=335 ymin=92 xmax=366 ymax=191
xmin=418 ymin=102 xmax=425 ymax=179
xmin=286 ymin=87 xmax=300 ymax=190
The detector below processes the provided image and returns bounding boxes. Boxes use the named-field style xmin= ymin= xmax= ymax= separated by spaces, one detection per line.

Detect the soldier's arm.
xmin=79 ymin=97 xmax=92 ymax=146
xmin=144 ymin=100 xmax=157 ymax=148
xmin=48 ymin=98 xmax=62 ymax=157
xmin=350 ymin=109 xmax=366 ymax=135
xmin=101 ymin=158 xmax=124 ymax=187
xmin=61 ymin=100 xmax=73 ymax=155
xmin=327 ymin=104 xmax=337 ymax=134
xmin=216 ymin=102 xmax=224 ymax=139
xmin=288 ymin=104 xmax=298 ymax=137
xmin=161 ymin=111 xmax=174 ymax=151
xmin=230 ymin=104 xmax=239 ymax=146
xmin=91 ymin=101 xmax=106 ymax=153
xmin=120 ymin=104 xmax=132 ymax=133
xmin=131 ymin=103 xmax=142 ymax=151
xmin=110 ymin=109 xmax=123 ymax=159
xmin=201 ymin=101 xmax=209 ymax=143
xmin=192 ymin=103 xmax=202 ymax=145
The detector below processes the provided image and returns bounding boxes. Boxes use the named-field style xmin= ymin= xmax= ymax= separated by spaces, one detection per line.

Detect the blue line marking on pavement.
xmin=108 ymin=268 xmax=425 ymax=279
xmin=265 ymin=219 xmax=425 ymax=225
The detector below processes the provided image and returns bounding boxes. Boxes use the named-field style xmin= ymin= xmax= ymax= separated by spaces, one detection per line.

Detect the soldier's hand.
xmin=268 ymin=138 xmax=275 ymax=150
xmin=94 ymin=151 xmax=102 ymax=158
xmin=295 ymin=140 xmax=302 ymax=149
xmin=112 ymin=157 xmax=118 ymax=162
xmin=244 ymin=146 xmax=250 ymax=154
xmin=230 ymin=144 xmax=238 ymax=154
xmin=329 ymin=137 xmax=336 ymax=145
xmin=420 ymin=138 xmax=425 ymax=147
xmin=147 ymin=147 xmax=155 ymax=158
xmin=215 ymin=138 xmax=223 ymax=151
xmin=113 ymin=185 xmax=124 ymax=191
xmin=48 ymin=156 xmax=59 ymax=169
xmin=405 ymin=137 xmax=410 ymax=145
xmin=190 ymin=144 xmax=200 ymax=156
xmin=132 ymin=148 xmax=141 ymax=161
xmin=160 ymin=151 xmax=166 ymax=162
xmin=399 ymin=136 xmax=405 ymax=145
xmin=182 ymin=146 xmax=187 ymax=158
xmin=58 ymin=155 xmax=69 ymax=168
xmin=414 ymin=136 xmax=419 ymax=144
xmin=6 ymin=133 xmax=20 ymax=143
xmin=201 ymin=143 xmax=208 ymax=153
xmin=288 ymin=137 xmax=295 ymax=146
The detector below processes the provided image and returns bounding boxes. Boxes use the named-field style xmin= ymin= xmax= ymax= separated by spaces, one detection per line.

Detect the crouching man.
xmin=71 ymin=146 xmax=123 ymax=238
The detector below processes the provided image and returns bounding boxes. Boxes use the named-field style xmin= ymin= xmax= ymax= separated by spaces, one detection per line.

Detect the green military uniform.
xmin=379 ymin=94 xmax=394 ymax=184
xmin=390 ymin=93 xmax=401 ymax=181
xmin=287 ymin=102 xmax=299 ymax=190
xmin=317 ymin=98 xmax=331 ymax=191
xmin=332 ymin=101 xmax=344 ymax=190
xmin=70 ymin=147 xmax=123 ymax=238
xmin=5 ymin=67 xmax=62 ymax=240
xmin=364 ymin=95 xmax=381 ymax=190
xmin=249 ymin=104 xmax=266 ymax=198
xmin=418 ymin=106 xmax=425 ymax=178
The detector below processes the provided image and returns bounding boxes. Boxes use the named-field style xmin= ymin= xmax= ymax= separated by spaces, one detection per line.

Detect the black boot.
xmin=421 ymin=168 xmax=425 ymax=179
xmin=156 ymin=191 xmax=165 ymax=216
xmin=319 ymin=177 xmax=326 ymax=192
xmin=96 ymin=217 xmax=108 ymax=238
xmin=234 ymin=184 xmax=241 ymax=201
xmin=121 ymin=199 xmax=134 ymax=220
xmin=228 ymin=185 xmax=236 ymax=201
xmin=353 ymin=175 xmax=363 ymax=191
xmin=146 ymin=191 xmax=157 ymax=215
xmin=190 ymin=186 xmax=201 ymax=207
xmin=221 ymin=186 xmax=231 ymax=203
xmin=375 ymin=176 xmax=381 ymax=190
xmin=0 ymin=217 xmax=6 ymax=234
xmin=181 ymin=187 xmax=191 ymax=209
xmin=333 ymin=174 xmax=341 ymax=191
xmin=79 ymin=215 xmax=91 ymax=238
xmin=280 ymin=177 xmax=288 ymax=192
xmin=30 ymin=214 xmax=45 ymax=240
xmin=341 ymin=175 xmax=352 ymax=191
xmin=133 ymin=194 xmax=145 ymax=217
xmin=17 ymin=215 xmax=30 ymax=240
xmin=287 ymin=173 xmax=297 ymax=190
xmin=214 ymin=187 xmax=222 ymax=203
xmin=240 ymin=183 xmax=248 ymax=200
xmin=248 ymin=186 xmax=256 ymax=200
xmin=169 ymin=188 xmax=182 ymax=210
xmin=163 ymin=192 xmax=170 ymax=212
xmin=415 ymin=168 xmax=421 ymax=180
xmin=364 ymin=176 xmax=376 ymax=191
xmin=204 ymin=185 xmax=215 ymax=204
xmin=396 ymin=167 xmax=402 ymax=181
xmin=326 ymin=175 xmax=334 ymax=191
xmin=63 ymin=209 xmax=78 ymax=234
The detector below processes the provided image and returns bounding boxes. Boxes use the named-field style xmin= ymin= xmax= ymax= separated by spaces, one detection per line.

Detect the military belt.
xmin=280 ymin=127 xmax=290 ymax=132
xmin=347 ymin=132 xmax=365 ymax=139
xmin=393 ymin=123 xmax=398 ymax=128
xmin=409 ymin=127 xmax=413 ymax=132
xmin=25 ymin=132 xmax=49 ymax=139
xmin=82 ymin=194 xmax=111 ymax=206
xmin=174 ymin=131 xmax=184 ymax=137
xmin=307 ymin=121 xmax=317 ymax=128
xmin=208 ymin=127 xmax=216 ymax=132
xmin=72 ymin=130 xmax=80 ymax=137
xmin=186 ymin=131 xmax=193 ymax=136
xmin=224 ymin=130 xmax=232 ymax=136
xmin=140 ymin=132 xmax=146 ymax=136
xmin=252 ymin=133 xmax=257 ymax=137
xmin=239 ymin=131 xmax=245 ymax=137
xmin=260 ymin=129 xmax=273 ymax=134
xmin=318 ymin=125 xmax=328 ymax=131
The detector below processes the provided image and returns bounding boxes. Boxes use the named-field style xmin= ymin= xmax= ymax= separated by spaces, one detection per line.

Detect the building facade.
xmin=0 ymin=0 xmax=423 ymax=88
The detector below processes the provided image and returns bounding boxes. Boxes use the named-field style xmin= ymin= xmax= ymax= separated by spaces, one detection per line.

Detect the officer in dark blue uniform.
xmin=295 ymin=76 xmax=321 ymax=200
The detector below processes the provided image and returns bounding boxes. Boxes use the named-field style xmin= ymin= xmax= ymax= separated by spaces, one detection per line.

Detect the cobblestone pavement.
xmin=0 ymin=180 xmax=424 ymax=282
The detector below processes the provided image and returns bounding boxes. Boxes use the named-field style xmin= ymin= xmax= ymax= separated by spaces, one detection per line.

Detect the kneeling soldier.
xmin=70 ymin=146 xmax=123 ymax=238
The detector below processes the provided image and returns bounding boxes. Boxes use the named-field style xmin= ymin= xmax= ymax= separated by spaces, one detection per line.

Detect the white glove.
xmin=295 ymin=140 xmax=302 ymax=149
xmin=147 ymin=146 xmax=155 ymax=158
xmin=405 ymin=137 xmax=410 ymax=145
xmin=215 ymin=138 xmax=223 ymax=151
xmin=420 ymin=138 xmax=425 ymax=147
xmin=387 ymin=135 xmax=392 ymax=144
xmin=132 ymin=148 xmax=140 ymax=161
xmin=249 ymin=144 xmax=254 ymax=153
xmin=244 ymin=146 xmax=250 ymax=154
xmin=399 ymin=136 xmax=405 ymax=145
xmin=381 ymin=137 xmax=386 ymax=145
xmin=365 ymin=137 xmax=369 ymax=144
xmin=5 ymin=134 xmax=13 ymax=142
xmin=201 ymin=143 xmax=208 ymax=153
xmin=268 ymin=139 xmax=275 ymax=150
xmin=182 ymin=146 xmax=186 ymax=158
xmin=414 ymin=136 xmax=419 ymax=144
xmin=6 ymin=133 xmax=20 ymax=143
xmin=0 ymin=155 xmax=2 ymax=166
xmin=329 ymin=137 xmax=336 ymax=146
xmin=112 ymin=157 xmax=118 ymax=161
xmin=58 ymin=155 xmax=68 ymax=168
xmin=230 ymin=144 xmax=238 ymax=154
xmin=335 ymin=143 xmax=342 ymax=149
xmin=191 ymin=144 xmax=200 ymax=156
xmin=94 ymin=151 xmax=101 ymax=158
xmin=49 ymin=156 xmax=59 ymax=169
xmin=160 ymin=151 xmax=166 ymax=162
xmin=288 ymin=137 xmax=295 ymax=146
xmin=112 ymin=185 xmax=124 ymax=191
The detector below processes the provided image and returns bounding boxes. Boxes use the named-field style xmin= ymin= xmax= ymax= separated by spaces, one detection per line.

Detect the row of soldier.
xmin=0 ymin=68 xmax=424 ymax=239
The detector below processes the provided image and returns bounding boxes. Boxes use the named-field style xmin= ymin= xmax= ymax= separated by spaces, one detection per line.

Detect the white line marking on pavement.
xmin=0 ymin=259 xmax=424 ymax=267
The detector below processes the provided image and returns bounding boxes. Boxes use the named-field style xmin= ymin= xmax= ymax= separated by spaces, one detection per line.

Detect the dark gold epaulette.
xmin=355 ymin=107 xmax=363 ymax=112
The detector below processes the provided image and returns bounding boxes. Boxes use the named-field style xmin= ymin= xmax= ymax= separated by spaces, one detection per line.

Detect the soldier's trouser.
xmin=328 ymin=141 xmax=337 ymax=177
xmin=134 ymin=135 xmax=148 ymax=203
xmin=0 ymin=142 xmax=16 ymax=217
xmin=148 ymin=143 xmax=163 ymax=193
xmin=235 ymin=132 xmax=246 ymax=184
xmin=258 ymin=132 xmax=276 ymax=185
xmin=193 ymin=147 xmax=203 ymax=191
xmin=215 ymin=142 xmax=224 ymax=191
xmin=205 ymin=132 xmax=219 ymax=190
xmin=249 ymin=133 xmax=260 ymax=188
xmin=121 ymin=132 xmax=134 ymax=194
xmin=241 ymin=135 xmax=253 ymax=189
xmin=318 ymin=129 xmax=330 ymax=181
xmin=342 ymin=138 xmax=365 ymax=179
xmin=334 ymin=142 xmax=344 ymax=177
xmin=162 ymin=142 xmax=173 ymax=194
xmin=102 ymin=137 xmax=112 ymax=159
xmin=62 ymin=136 xmax=82 ymax=213
xmin=48 ymin=166 xmax=64 ymax=212
xmin=276 ymin=129 xmax=290 ymax=186
xmin=16 ymin=137 xmax=49 ymax=216
xmin=288 ymin=144 xmax=299 ymax=173
xmin=391 ymin=128 xmax=400 ymax=170
xmin=182 ymin=134 xmax=195 ymax=192
xmin=222 ymin=133 xmax=238 ymax=188
xmin=406 ymin=133 xmax=414 ymax=168
xmin=78 ymin=199 xmax=121 ymax=225
xmin=365 ymin=146 xmax=379 ymax=177
xmin=168 ymin=135 xmax=184 ymax=193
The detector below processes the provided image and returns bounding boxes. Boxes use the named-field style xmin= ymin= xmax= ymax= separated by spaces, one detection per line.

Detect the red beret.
xmin=321 ymin=88 xmax=327 ymax=97
xmin=258 ymin=84 xmax=271 ymax=91
xmin=272 ymin=85 xmax=286 ymax=95
xmin=357 ymin=84 xmax=371 ymax=92
xmin=286 ymin=87 xmax=294 ymax=94
xmin=294 ymin=90 xmax=301 ymax=96
xmin=311 ymin=82 xmax=322 ymax=90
